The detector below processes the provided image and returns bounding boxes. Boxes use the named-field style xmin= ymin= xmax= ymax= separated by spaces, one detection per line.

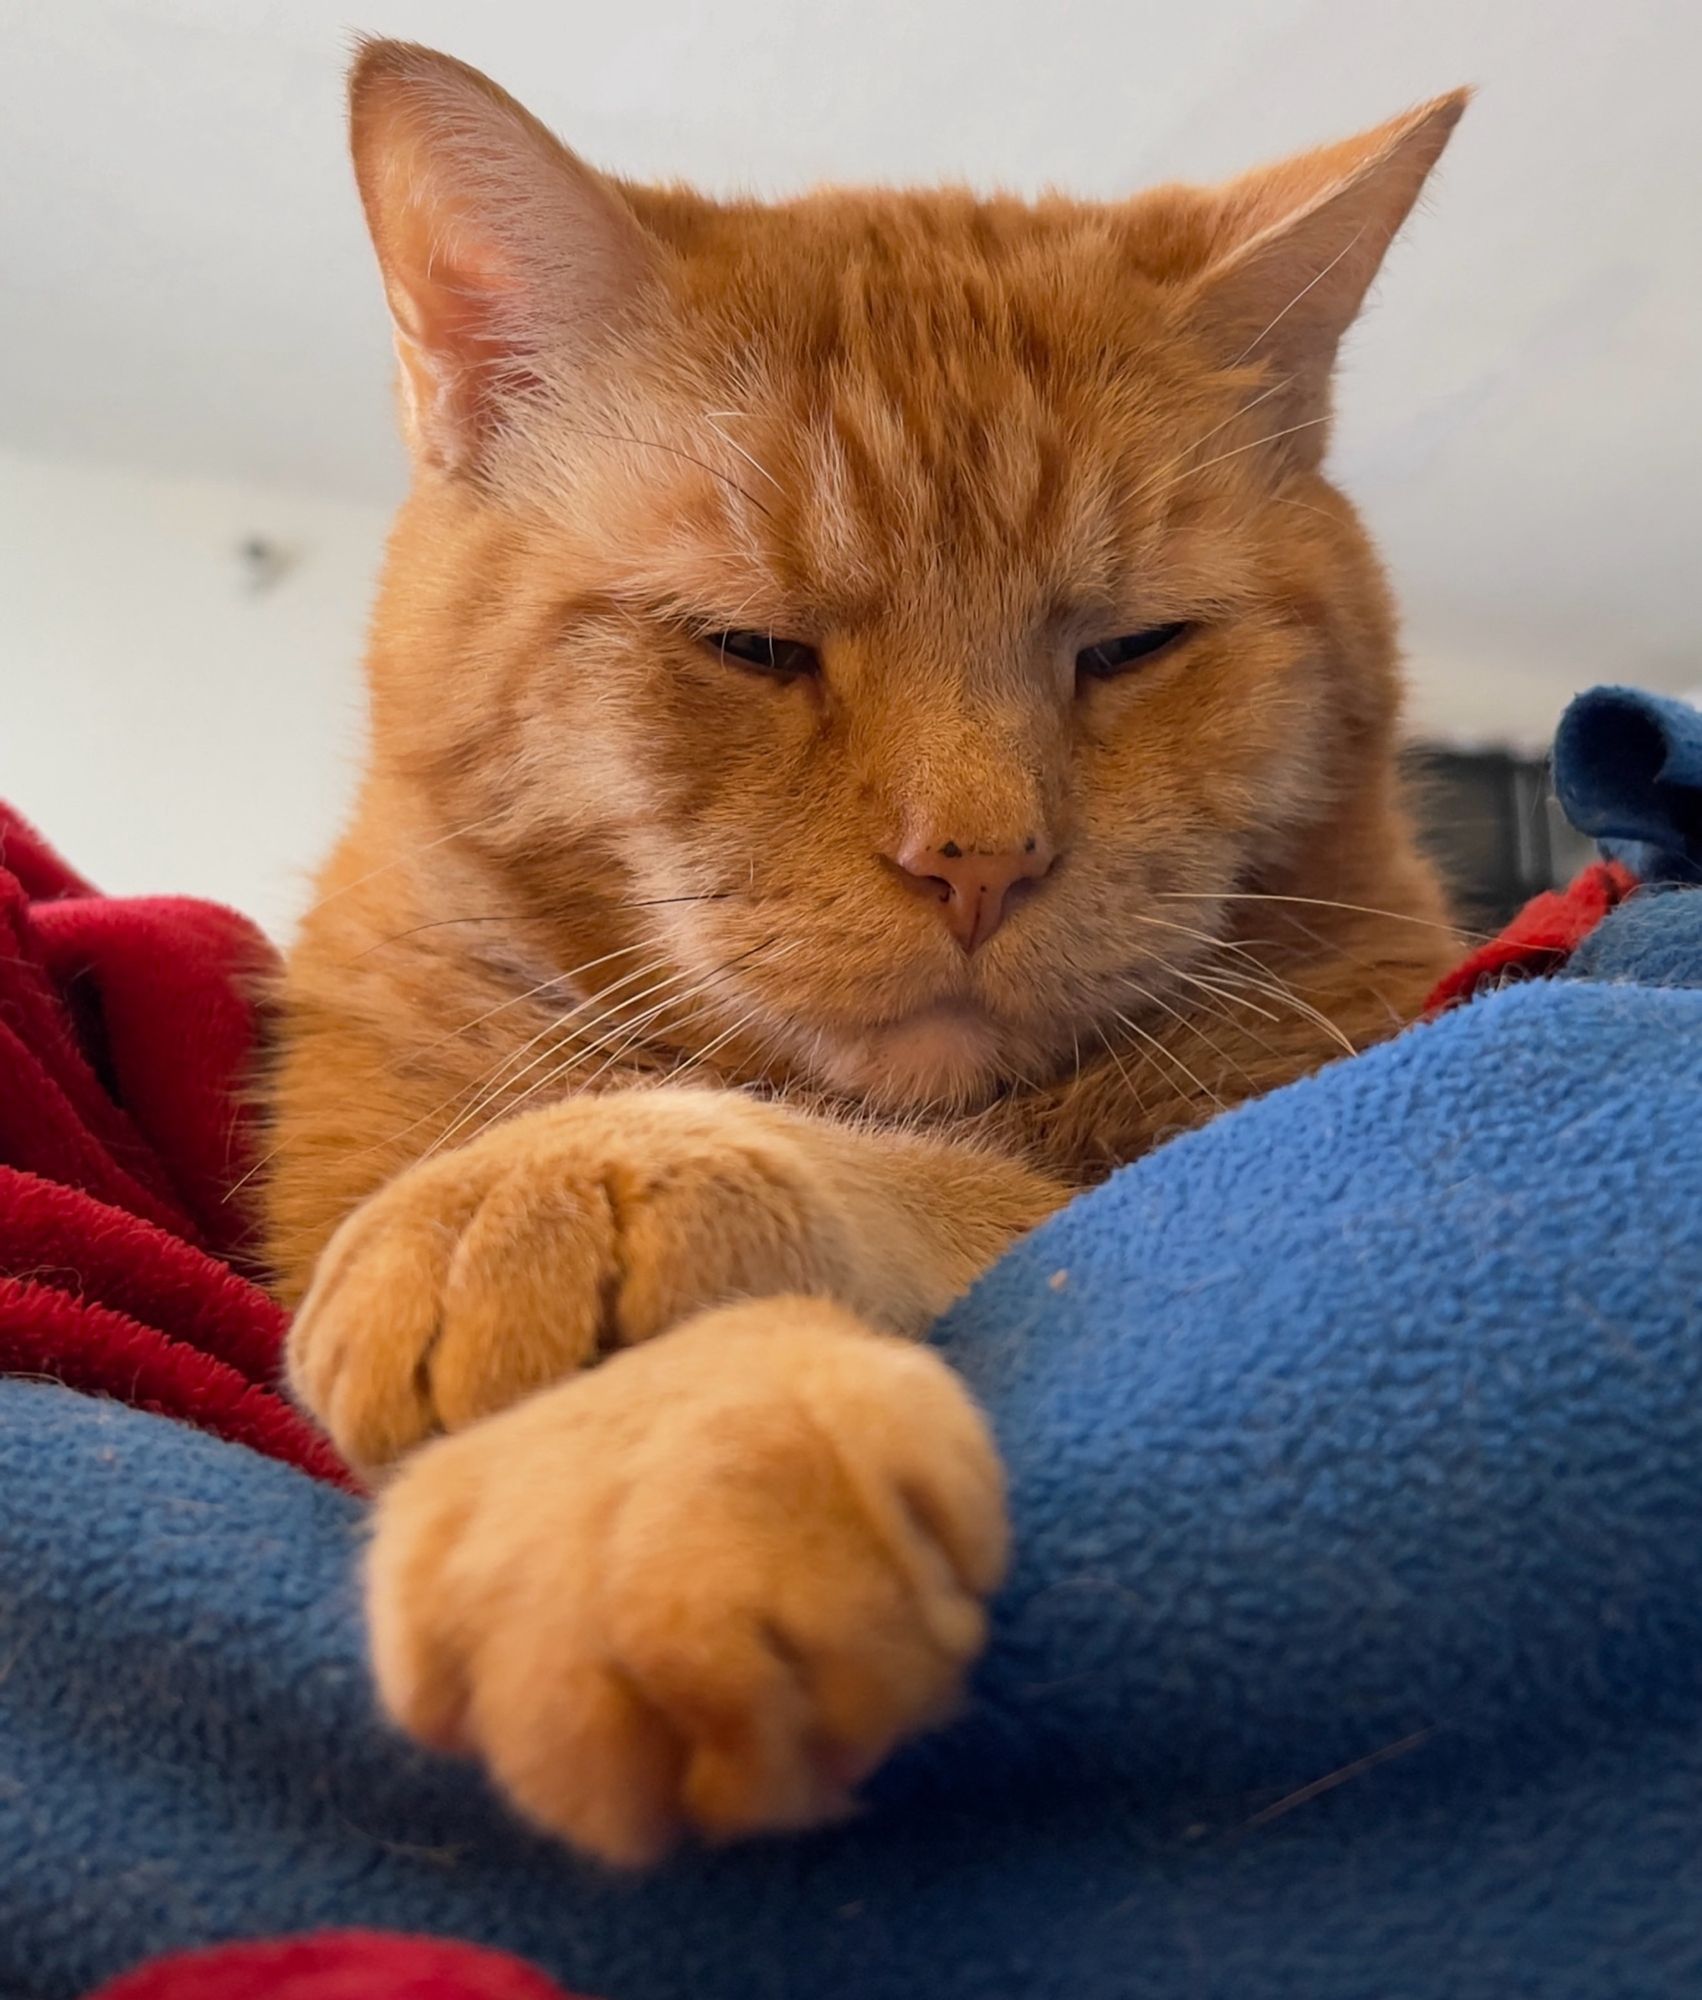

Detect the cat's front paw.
xmin=286 ymin=1090 xmax=864 ymax=1476
xmin=366 ymin=1300 xmax=1007 ymax=1864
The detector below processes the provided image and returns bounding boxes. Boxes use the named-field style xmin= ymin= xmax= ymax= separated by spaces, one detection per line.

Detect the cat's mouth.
xmin=808 ymin=999 xmax=1008 ymax=1110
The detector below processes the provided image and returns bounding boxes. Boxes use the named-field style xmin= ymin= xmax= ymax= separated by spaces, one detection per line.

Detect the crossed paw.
xmin=287 ymin=1091 xmax=1008 ymax=1863
xmin=287 ymin=1088 xmax=874 ymax=1474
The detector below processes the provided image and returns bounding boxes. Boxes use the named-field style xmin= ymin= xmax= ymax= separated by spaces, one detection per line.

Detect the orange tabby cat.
xmin=269 ymin=40 xmax=1465 ymax=1866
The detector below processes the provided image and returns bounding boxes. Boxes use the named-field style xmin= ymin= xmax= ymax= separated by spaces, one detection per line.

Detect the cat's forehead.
xmin=654 ymin=188 xmax=1184 ymax=397
xmin=736 ymin=274 xmax=1225 ymax=615
xmin=524 ymin=188 xmax=1253 ymax=625
xmin=660 ymin=208 xmax=1182 ymax=563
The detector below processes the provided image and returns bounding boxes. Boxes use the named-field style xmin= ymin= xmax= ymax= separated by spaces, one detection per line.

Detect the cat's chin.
xmin=812 ymin=1002 xmax=1006 ymax=1112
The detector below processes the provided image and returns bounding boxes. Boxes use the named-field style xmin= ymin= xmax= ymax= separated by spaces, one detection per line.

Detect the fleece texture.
xmin=1563 ymin=882 xmax=1702 ymax=991
xmin=2 ymin=939 xmax=1700 ymax=1999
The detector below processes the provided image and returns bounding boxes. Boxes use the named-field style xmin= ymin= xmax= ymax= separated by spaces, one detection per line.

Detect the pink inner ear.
xmin=380 ymin=193 xmax=552 ymax=468
xmin=350 ymin=46 xmax=664 ymax=474
xmin=411 ymin=233 xmax=530 ymax=363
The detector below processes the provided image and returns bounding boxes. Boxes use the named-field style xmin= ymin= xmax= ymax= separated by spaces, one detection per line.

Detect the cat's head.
xmin=349 ymin=42 xmax=1464 ymax=1110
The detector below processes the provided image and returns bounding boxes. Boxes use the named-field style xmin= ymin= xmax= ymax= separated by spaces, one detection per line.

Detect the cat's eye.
xmin=1076 ymin=622 xmax=1195 ymax=681
xmin=703 ymin=630 xmax=821 ymax=678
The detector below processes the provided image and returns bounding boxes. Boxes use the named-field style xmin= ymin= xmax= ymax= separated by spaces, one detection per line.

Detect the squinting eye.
xmin=1076 ymin=621 xmax=1195 ymax=681
xmin=703 ymin=630 xmax=821 ymax=678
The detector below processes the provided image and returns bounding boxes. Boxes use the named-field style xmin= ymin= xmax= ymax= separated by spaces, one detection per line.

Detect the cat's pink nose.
xmin=888 ymin=834 xmax=1055 ymax=953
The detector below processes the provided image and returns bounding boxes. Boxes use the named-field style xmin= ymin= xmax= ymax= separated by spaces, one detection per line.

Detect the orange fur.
xmin=267 ymin=40 xmax=1466 ymax=1863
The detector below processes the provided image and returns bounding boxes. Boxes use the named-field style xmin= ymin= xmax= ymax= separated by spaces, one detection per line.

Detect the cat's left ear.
xmin=1184 ymin=90 xmax=1470 ymax=455
xmin=348 ymin=39 xmax=665 ymax=476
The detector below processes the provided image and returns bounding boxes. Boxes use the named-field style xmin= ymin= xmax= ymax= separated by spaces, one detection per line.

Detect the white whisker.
xmin=422 ymin=955 xmax=679 ymax=1158
xmin=1164 ymin=890 xmax=1474 ymax=941
xmin=702 ymin=412 xmax=786 ymax=496
xmin=1109 ymin=1006 xmax=1225 ymax=1113
xmin=1126 ymin=980 xmax=1264 ymax=1092
xmin=1228 ymin=224 xmax=1368 ymax=367
xmin=1127 ymin=375 xmax=1290 ymax=509
xmin=294 ymin=813 xmax=503 ymax=924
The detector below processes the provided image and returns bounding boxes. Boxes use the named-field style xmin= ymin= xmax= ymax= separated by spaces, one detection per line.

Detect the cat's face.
xmin=352 ymin=45 xmax=1463 ymax=1111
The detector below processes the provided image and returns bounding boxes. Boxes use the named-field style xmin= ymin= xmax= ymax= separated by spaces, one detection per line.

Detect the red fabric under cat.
xmin=0 ymin=802 xmax=350 ymax=1492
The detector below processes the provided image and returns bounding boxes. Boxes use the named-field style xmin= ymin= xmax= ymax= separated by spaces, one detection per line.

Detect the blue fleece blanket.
xmin=3 ymin=878 xmax=1700 ymax=2000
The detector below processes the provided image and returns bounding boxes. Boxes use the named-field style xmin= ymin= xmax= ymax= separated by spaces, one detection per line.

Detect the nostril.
xmin=888 ymin=841 xmax=953 ymax=895
xmin=883 ymin=851 xmax=952 ymax=902
xmin=1003 ymin=865 xmax=1050 ymax=915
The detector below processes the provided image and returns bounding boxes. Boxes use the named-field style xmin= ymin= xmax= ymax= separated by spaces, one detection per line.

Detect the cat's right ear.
xmin=348 ymin=40 xmax=663 ymax=476
xmin=1178 ymin=91 xmax=1468 ymax=459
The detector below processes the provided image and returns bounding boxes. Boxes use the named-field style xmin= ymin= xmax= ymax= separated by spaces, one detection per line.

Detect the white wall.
xmin=0 ymin=446 xmax=389 ymax=940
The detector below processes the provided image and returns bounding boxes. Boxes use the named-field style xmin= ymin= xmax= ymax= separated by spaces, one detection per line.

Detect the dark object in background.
xmin=1407 ymin=747 xmax=1597 ymax=929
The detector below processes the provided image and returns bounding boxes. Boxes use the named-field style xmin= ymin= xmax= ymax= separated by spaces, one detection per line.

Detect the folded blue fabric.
xmin=3 ymin=909 xmax=1701 ymax=1999
xmin=1553 ymin=684 xmax=1702 ymax=882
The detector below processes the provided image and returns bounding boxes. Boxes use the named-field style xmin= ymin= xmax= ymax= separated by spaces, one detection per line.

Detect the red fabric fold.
xmin=0 ymin=801 xmax=355 ymax=1492
xmin=1424 ymin=860 xmax=1637 ymax=1013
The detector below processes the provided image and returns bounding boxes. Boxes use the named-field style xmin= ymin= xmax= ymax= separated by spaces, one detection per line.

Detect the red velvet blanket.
xmin=0 ymin=805 xmax=351 ymax=1492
